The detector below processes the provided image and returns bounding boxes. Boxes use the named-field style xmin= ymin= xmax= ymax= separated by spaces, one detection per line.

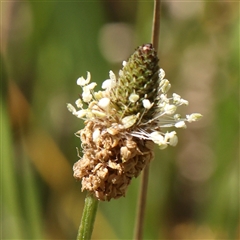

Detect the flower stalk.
xmin=68 ymin=41 xmax=202 ymax=237
xmin=77 ymin=193 xmax=98 ymax=240
xmin=68 ymin=3 xmax=202 ymax=238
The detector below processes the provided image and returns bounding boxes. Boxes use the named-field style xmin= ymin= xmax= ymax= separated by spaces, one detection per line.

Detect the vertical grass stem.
xmin=77 ymin=193 xmax=99 ymax=240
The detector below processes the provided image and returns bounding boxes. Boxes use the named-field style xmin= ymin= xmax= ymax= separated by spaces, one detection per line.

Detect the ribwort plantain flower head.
xmin=67 ymin=43 xmax=202 ymax=201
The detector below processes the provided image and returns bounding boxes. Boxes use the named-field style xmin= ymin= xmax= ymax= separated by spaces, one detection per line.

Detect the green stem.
xmin=77 ymin=192 xmax=99 ymax=240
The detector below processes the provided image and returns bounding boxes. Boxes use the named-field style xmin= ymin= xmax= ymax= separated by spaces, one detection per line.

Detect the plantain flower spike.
xmin=67 ymin=43 xmax=202 ymax=201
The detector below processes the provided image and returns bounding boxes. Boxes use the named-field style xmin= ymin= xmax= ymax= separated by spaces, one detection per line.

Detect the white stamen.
xmin=82 ymin=89 xmax=92 ymax=102
xmin=86 ymin=82 xmax=97 ymax=90
xmin=142 ymin=99 xmax=153 ymax=109
xmin=102 ymin=79 xmax=112 ymax=89
xmin=77 ymin=71 xmax=91 ymax=86
xmin=161 ymin=79 xmax=171 ymax=93
xmin=159 ymin=68 xmax=165 ymax=80
xmin=122 ymin=114 xmax=139 ymax=129
xmin=76 ymin=109 xmax=87 ymax=118
xmin=175 ymin=121 xmax=187 ymax=128
xmin=187 ymin=113 xmax=203 ymax=122
xmin=164 ymin=104 xmax=177 ymax=115
xmin=165 ymin=131 xmax=178 ymax=146
xmin=109 ymin=70 xmax=116 ymax=80
xmin=174 ymin=114 xmax=181 ymax=120
xmin=67 ymin=104 xmax=76 ymax=114
xmin=129 ymin=93 xmax=139 ymax=103
xmin=98 ymin=97 xmax=110 ymax=109
xmin=75 ymin=99 xmax=83 ymax=108
xmin=122 ymin=61 xmax=127 ymax=67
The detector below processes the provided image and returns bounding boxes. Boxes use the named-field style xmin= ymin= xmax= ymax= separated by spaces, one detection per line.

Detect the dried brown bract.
xmin=73 ymin=118 xmax=154 ymax=201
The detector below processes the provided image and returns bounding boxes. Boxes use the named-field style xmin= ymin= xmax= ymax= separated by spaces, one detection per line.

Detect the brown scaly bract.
xmin=73 ymin=120 xmax=154 ymax=201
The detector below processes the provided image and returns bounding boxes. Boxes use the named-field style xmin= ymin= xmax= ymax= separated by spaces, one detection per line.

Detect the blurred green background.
xmin=1 ymin=1 xmax=239 ymax=239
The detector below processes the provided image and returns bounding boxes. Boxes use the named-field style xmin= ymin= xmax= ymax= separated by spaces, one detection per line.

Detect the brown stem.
xmin=134 ymin=1 xmax=161 ymax=239
xmin=152 ymin=0 xmax=161 ymax=51
xmin=133 ymin=164 xmax=150 ymax=240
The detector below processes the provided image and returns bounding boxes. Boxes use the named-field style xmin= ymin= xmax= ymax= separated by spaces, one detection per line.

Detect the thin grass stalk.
xmin=152 ymin=0 xmax=161 ymax=51
xmin=77 ymin=192 xmax=99 ymax=240
xmin=133 ymin=164 xmax=150 ymax=240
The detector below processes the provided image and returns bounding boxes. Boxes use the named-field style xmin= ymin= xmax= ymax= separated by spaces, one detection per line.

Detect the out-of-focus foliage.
xmin=1 ymin=1 xmax=239 ymax=239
